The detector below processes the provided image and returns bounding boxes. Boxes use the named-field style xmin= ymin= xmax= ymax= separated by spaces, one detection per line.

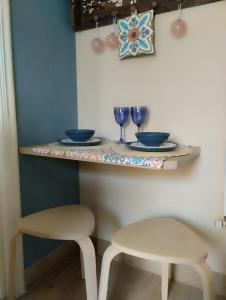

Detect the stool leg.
xmin=8 ymin=230 xmax=21 ymax=300
xmin=161 ymin=262 xmax=171 ymax=300
xmin=77 ymin=238 xmax=97 ymax=300
xmin=98 ymin=245 xmax=121 ymax=300
xmin=193 ymin=261 xmax=215 ymax=300
xmin=80 ymin=249 xmax=85 ymax=279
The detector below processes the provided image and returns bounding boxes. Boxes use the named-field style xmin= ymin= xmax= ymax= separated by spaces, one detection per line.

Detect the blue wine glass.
xmin=114 ymin=107 xmax=130 ymax=144
xmin=131 ymin=106 xmax=148 ymax=132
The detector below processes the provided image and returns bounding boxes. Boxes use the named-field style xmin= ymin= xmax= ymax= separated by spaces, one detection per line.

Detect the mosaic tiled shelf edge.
xmin=19 ymin=141 xmax=200 ymax=170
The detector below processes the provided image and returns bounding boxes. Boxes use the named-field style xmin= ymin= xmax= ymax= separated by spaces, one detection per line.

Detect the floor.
xmin=19 ymin=254 xmax=226 ymax=300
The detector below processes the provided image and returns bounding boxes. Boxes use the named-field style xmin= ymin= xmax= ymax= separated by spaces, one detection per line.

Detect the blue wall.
xmin=10 ymin=0 xmax=79 ymax=269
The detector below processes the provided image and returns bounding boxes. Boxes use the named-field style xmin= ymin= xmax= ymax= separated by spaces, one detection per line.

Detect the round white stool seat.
xmin=99 ymin=217 xmax=215 ymax=300
xmin=8 ymin=204 xmax=97 ymax=300
xmin=17 ymin=204 xmax=95 ymax=241
xmin=112 ymin=218 xmax=207 ymax=265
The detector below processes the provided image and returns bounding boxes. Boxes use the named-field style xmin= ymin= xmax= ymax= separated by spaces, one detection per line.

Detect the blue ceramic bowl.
xmin=65 ymin=129 xmax=95 ymax=142
xmin=136 ymin=132 xmax=170 ymax=147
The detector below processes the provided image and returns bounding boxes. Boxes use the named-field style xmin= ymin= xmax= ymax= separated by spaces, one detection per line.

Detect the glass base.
xmin=115 ymin=139 xmax=125 ymax=144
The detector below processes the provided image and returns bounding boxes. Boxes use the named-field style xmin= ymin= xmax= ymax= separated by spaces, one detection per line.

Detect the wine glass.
xmin=114 ymin=107 xmax=130 ymax=144
xmin=131 ymin=106 xmax=148 ymax=132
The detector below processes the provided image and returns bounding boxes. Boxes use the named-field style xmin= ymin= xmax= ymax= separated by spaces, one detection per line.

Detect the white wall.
xmin=76 ymin=0 xmax=226 ymax=286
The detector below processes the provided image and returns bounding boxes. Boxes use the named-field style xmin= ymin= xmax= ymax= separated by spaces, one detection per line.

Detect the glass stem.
xmin=120 ymin=125 xmax=123 ymax=142
xmin=138 ymin=125 xmax=141 ymax=132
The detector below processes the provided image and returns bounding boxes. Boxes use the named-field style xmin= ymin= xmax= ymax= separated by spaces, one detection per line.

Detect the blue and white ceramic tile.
xmin=118 ymin=10 xmax=154 ymax=59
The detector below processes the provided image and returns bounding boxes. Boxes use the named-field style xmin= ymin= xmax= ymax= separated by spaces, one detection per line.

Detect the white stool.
xmin=98 ymin=218 xmax=215 ymax=300
xmin=8 ymin=204 xmax=97 ymax=300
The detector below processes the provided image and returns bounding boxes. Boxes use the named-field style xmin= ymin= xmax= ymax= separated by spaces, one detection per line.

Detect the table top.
xmin=19 ymin=140 xmax=200 ymax=170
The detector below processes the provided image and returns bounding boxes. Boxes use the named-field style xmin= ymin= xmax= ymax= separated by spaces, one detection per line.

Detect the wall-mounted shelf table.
xmin=19 ymin=140 xmax=200 ymax=170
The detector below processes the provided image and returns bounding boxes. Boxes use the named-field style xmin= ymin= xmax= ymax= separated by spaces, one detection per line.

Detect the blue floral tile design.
xmin=118 ymin=10 xmax=154 ymax=59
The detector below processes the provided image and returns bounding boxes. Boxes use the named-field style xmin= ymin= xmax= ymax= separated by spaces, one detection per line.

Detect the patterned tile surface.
xmin=118 ymin=10 xmax=154 ymax=59
xmin=19 ymin=140 xmax=199 ymax=170
xmin=31 ymin=143 xmax=164 ymax=169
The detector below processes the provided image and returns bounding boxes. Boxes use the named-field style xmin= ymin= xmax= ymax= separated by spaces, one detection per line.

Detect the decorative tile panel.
xmin=23 ymin=140 xmax=200 ymax=170
xmin=118 ymin=10 xmax=154 ymax=59
xmin=31 ymin=144 xmax=164 ymax=169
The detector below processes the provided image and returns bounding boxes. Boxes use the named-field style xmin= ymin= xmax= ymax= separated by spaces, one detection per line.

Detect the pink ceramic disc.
xmin=105 ymin=32 xmax=119 ymax=49
xmin=91 ymin=37 xmax=105 ymax=54
xmin=171 ymin=19 xmax=187 ymax=38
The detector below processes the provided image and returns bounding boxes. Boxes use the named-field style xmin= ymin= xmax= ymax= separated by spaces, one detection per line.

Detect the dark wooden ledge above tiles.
xmin=71 ymin=0 xmax=223 ymax=31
